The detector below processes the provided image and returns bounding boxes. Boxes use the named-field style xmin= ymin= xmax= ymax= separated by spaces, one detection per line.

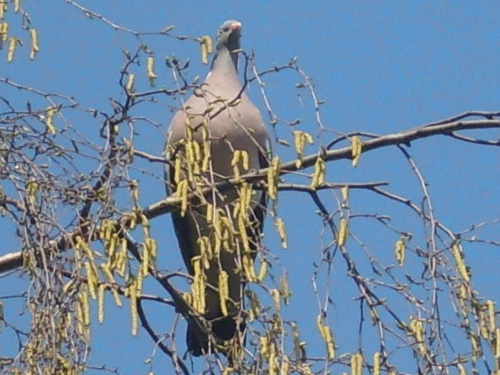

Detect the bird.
xmin=165 ymin=20 xmax=270 ymax=356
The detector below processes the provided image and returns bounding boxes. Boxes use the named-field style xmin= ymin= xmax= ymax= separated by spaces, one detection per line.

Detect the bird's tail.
xmin=187 ymin=315 xmax=244 ymax=356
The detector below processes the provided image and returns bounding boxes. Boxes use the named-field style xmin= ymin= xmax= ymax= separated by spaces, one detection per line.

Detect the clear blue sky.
xmin=1 ymin=2 xmax=500 ymax=374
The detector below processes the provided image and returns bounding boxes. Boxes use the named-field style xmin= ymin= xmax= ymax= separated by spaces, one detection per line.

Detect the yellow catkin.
xmin=111 ymin=286 xmax=122 ymax=307
xmin=0 ymin=22 xmax=8 ymax=45
xmin=201 ymin=139 xmax=211 ymax=171
xmin=373 ymin=352 xmax=381 ymax=375
xmin=177 ymin=180 xmax=188 ymax=217
xmin=126 ymin=73 xmax=135 ymax=95
xmin=115 ymin=238 xmax=128 ymax=276
xmin=231 ymin=150 xmax=244 ymax=181
xmin=293 ymin=131 xmax=314 ymax=168
xmin=310 ymin=158 xmax=325 ymax=188
xmin=62 ymin=279 xmax=75 ymax=295
xmin=238 ymin=213 xmax=250 ymax=252
xmin=395 ymin=238 xmax=405 ymax=266
xmin=29 ymin=28 xmax=39 ymax=60
xmin=257 ymin=258 xmax=268 ymax=282
xmin=199 ymin=35 xmax=212 ymax=64
xmin=316 ymin=315 xmax=335 ymax=359
xmin=487 ymin=300 xmax=496 ymax=331
xmin=7 ymin=37 xmax=17 ymax=62
xmin=98 ymin=283 xmax=105 ymax=323
xmin=243 ymin=253 xmax=256 ymax=282
xmin=44 ymin=106 xmax=57 ymax=134
xmin=75 ymin=235 xmax=94 ymax=262
xmin=148 ymin=237 xmax=157 ymax=266
xmin=173 ymin=154 xmax=182 ymax=184
xmin=100 ymin=264 xmax=116 ymax=285
xmin=479 ymin=305 xmax=490 ymax=340
xmin=197 ymin=236 xmax=210 ymax=269
xmin=106 ymin=233 xmax=118 ymax=264
xmin=185 ymin=142 xmax=193 ymax=179
xmin=271 ymin=288 xmax=280 ymax=311
xmin=457 ymin=283 xmax=468 ymax=315
xmin=337 ymin=218 xmax=348 ymax=246
xmin=268 ymin=340 xmax=277 ymax=375
xmin=218 ymin=271 xmax=229 ymax=316
xmin=232 ymin=150 xmax=249 ymax=173
xmin=26 ymin=179 xmax=38 ymax=204
xmin=341 ymin=185 xmax=349 ymax=204
xmin=136 ymin=266 xmax=144 ymax=295
xmin=98 ymin=218 xmax=109 ymax=239
xmin=274 ymin=217 xmax=288 ymax=249
xmin=322 ymin=325 xmax=335 ymax=359
xmin=75 ymin=296 xmax=84 ymax=335
xmin=129 ymin=281 xmax=138 ymax=336
xmin=494 ymin=328 xmax=500 ymax=358
xmin=241 ymin=149 xmax=249 ymax=170
xmin=84 ymin=261 xmax=97 ymax=300
xmin=128 ymin=213 xmax=137 ymax=230
xmin=281 ymin=355 xmax=290 ymax=375
xmin=141 ymin=243 xmax=149 ymax=277
xmin=351 ymin=136 xmax=363 ymax=167
xmin=291 ymin=322 xmax=302 ymax=362
xmin=300 ymin=364 xmax=313 ymax=375
xmin=146 ymin=56 xmax=157 ymax=86
xmin=238 ymin=182 xmax=252 ymax=213
xmin=316 ymin=314 xmax=324 ymax=337
xmin=222 ymin=217 xmax=235 ymax=253
xmin=78 ymin=290 xmax=90 ymax=326
xmin=206 ymin=203 xmax=214 ymax=224
xmin=267 ymin=156 xmax=281 ymax=200
xmin=351 ymin=352 xmax=363 ymax=375
xmin=259 ymin=335 xmax=269 ymax=357
xmin=213 ymin=217 xmax=222 ymax=256
xmin=83 ymin=239 xmax=96 ymax=261
xmin=293 ymin=131 xmax=303 ymax=164
xmin=0 ymin=2 xmax=5 ymax=19
xmin=141 ymin=213 xmax=150 ymax=231
xmin=280 ymin=275 xmax=290 ymax=305
xmin=191 ymin=256 xmax=206 ymax=314
xmin=191 ymin=141 xmax=201 ymax=176
xmin=410 ymin=317 xmax=425 ymax=355
xmin=200 ymin=40 xmax=208 ymax=64
xmin=452 ymin=242 xmax=469 ymax=282
xmin=470 ymin=333 xmax=481 ymax=359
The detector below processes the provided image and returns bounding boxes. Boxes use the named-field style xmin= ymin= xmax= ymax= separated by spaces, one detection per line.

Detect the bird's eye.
xmin=223 ymin=27 xmax=230 ymax=32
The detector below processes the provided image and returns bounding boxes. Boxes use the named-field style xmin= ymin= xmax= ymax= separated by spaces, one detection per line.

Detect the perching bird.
xmin=165 ymin=20 xmax=270 ymax=356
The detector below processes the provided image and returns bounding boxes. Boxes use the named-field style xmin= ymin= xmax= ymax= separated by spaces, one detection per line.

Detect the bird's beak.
xmin=231 ymin=22 xmax=242 ymax=31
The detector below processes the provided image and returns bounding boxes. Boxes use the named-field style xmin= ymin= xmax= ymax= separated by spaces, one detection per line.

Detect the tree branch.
xmin=1 ymin=117 xmax=499 ymax=274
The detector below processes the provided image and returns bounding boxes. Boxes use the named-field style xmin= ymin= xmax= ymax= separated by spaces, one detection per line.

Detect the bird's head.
xmin=216 ymin=20 xmax=242 ymax=53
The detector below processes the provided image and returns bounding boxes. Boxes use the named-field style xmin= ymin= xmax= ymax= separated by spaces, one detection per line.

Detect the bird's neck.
xmin=211 ymin=47 xmax=239 ymax=76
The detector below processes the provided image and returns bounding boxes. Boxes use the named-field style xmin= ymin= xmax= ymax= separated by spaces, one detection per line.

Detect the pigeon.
xmin=165 ymin=20 xmax=270 ymax=356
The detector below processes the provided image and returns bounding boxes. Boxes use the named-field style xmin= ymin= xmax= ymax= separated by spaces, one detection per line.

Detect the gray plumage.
xmin=165 ymin=20 xmax=269 ymax=356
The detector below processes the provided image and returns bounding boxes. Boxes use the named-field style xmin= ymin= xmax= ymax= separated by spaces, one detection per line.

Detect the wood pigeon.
xmin=165 ymin=20 xmax=270 ymax=356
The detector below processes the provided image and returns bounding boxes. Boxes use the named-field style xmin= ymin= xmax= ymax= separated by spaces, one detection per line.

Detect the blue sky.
xmin=1 ymin=1 xmax=500 ymax=374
